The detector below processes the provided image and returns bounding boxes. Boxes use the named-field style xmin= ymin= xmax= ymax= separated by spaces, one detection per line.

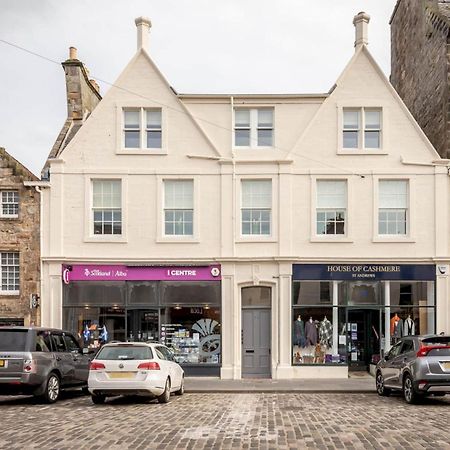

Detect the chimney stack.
xmin=353 ymin=11 xmax=370 ymax=50
xmin=135 ymin=16 xmax=151 ymax=51
xmin=69 ymin=46 xmax=78 ymax=60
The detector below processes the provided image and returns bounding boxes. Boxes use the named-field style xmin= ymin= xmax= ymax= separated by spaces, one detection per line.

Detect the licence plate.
xmin=0 ymin=360 xmax=6 ymax=368
xmin=108 ymin=372 xmax=134 ymax=379
xmin=442 ymin=362 xmax=450 ymax=370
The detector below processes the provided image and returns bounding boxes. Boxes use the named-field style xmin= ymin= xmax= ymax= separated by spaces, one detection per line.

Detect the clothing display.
xmin=403 ymin=316 xmax=415 ymax=336
xmin=305 ymin=318 xmax=318 ymax=346
xmin=390 ymin=314 xmax=403 ymax=339
xmin=319 ymin=317 xmax=333 ymax=348
xmin=293 ymin=317 xmax=306 ymax=347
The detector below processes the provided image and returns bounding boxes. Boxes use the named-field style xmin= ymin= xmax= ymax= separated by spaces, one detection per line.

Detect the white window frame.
xmin=233 ymin=108 xmax=274 ymax=149
xmin=0 ymin=252 xmax=19 ymax=295
xmin=163 ymin=179 xmax=194 ymax=237
xmin=0 ymin=190 xmax=19 ymax=218
xmin=337 ymin=105 xmax=387 ymax=155
xmin=116 ymin=103 xmax=167 ymax=155
xmin=156 ymin=176 xmax=199 ymax=243
xmin=84 ymin=176 xmax=127 ymax=243
xmin=240 ymin=179 xmax=272 ymax=237
xmin=372 ymin=176 xmax=415 ymax=243
xmin=316 ymin=180 xmax=347 ymax=236
xmin=310 ymin=176 xmax=353 ymax=242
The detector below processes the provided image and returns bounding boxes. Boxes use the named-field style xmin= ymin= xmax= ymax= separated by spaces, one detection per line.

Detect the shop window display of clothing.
xmin=293 ymin=316 xmax=306 ymax=347
xmin=390 ymin=313 xmax=403 ymax=343
xmin=403 ymin=315 xmax=415 ymax=336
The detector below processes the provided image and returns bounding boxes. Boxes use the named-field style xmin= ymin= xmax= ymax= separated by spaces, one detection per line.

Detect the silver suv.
xmin=0 ymin=327 xmax=91 ymax=403
xmin=376 ymin=334 xmax=450 ymax=403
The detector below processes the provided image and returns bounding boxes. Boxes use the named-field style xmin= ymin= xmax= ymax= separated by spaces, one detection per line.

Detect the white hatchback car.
xmin=88 ymin=342 xmax=184 ymax=404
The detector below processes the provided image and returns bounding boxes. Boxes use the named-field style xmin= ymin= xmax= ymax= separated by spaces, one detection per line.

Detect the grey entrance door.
xmin=242 ymin=308 xmax=271 ymax=378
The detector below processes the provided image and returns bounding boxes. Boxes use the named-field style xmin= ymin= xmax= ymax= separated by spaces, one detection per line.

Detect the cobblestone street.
xmin=0 ymin=392 xmax=449 ymax=449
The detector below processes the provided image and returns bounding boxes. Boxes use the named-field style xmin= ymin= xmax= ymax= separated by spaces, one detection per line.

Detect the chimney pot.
xmin=69 ymin=46 xmax=78 ymax=60
xmin=135 ymin=16 xmax=151 ymax=51
xmin=353 ymin=11 xmax=370 ymax=50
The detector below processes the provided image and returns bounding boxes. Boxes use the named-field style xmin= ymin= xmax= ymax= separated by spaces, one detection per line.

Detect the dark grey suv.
xmin=376 ymin=334 xmax=450 ymax=404
xmin=0 ymin=327 xmax=91 ymax=403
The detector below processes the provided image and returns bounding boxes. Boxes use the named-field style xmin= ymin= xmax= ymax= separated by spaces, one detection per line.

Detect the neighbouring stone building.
xmin=390 ymin=0 xmax=450 ymax=158
xmin=0 ymin=148 xmax=40 ymax=326
xmin=39 ymin=12 xmax=450 ymax=380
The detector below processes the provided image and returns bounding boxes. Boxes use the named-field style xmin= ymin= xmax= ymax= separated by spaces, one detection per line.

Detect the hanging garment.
xmin=305 ymin=320 xmax=318 ymax=346
xmin=293 ymin=319 xmax=306 ymax=347
xmin=319 ymin=318 xmax=333 ymax=348
xmin=403 ymin=318 xmax=415 ymax=336
xmin=392 ymin=318 xmax=403 ymax=339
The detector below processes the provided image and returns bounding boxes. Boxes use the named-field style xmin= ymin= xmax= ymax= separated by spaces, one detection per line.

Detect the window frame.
xmin=116 ymin=104 xmax=167 ymax=155
xmin=240 ymin=179 xmax=273 ymax=237
xmin=92 ymin=179 xmax=123 ymax=237
xmin=338 ymin=105 xmax=387 ymax=155
xmin=0 ymin=252 xmax=20 ymax=295
xmin=372 ymin=176 xmax=415 ymax=243
xmin=163 ymin=179 xmax=194 ymax=237
xmin=0 ymin=190 xmax=19 ymax=219
xmin=233 ymin=108 xmax=274 ymax=149
xmin=84 ymin=176 xmax=128 ymax=243
xmin=315 ymin=180 xmax=347 ymax=237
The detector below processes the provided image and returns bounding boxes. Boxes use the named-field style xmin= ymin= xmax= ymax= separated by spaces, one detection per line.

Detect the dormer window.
xmin=343 ymin=108 xmax=381 ymax=149
xmin=123 ymin=108 xmax=162 ymax=149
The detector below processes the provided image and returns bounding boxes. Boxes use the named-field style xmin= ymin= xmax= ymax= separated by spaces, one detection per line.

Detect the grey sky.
xmin=0 ymin=0 xmax=397 ymax=176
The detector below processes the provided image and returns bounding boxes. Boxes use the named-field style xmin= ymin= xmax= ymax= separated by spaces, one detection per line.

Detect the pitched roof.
xmin=0 ymin=147 xmax=39 ymax=181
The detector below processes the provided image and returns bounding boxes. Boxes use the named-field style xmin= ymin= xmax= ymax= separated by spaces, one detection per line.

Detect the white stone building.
xmin=39 ymin=13 xmax=450 ymax=379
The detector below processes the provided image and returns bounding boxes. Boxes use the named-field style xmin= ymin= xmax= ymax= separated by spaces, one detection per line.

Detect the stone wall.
xmin=390 ymin=0 xmax=450 ymax=158
xmin=0 ymin=148 xmax=40 ymax=325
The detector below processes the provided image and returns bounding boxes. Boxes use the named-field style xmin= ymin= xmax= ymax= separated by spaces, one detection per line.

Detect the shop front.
xmin=62 ymin=264 xmax=221 ymax=376
xmin=292 ymin=264 xmax=436 ymax=373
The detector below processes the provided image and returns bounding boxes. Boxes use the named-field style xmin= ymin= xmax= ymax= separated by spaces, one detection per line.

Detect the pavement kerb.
xmin=184 ymin=389 xmax=377 ymax=394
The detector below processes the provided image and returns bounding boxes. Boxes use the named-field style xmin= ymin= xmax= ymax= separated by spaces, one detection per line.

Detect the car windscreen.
xmin=421 ymin=336 xmax=450 ymax=346
xmin=95 ymin=345 xmax=153 ymax=360
xmin=0 ymin=330 xmax=29 ymax=351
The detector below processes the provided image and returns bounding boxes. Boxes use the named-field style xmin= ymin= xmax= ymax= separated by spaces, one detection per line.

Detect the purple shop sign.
xmin=62 ymin=264 xmax=221 ymax=284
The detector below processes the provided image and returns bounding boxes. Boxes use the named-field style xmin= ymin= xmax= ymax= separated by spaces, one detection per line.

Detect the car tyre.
xmin=157 ymin=378 xmax=171 ymax=404
xmin=175 ymin=376 xmax=184 ymax=396
xmin=403 ymin=374 xmax=420 ymax=404
xmin=376 ymin=371 xmax=391 ymax=397
xmin=41 ymin=373 xmax=60 ymax=404
xmin=91 ymin=394 xmax=106 ymax=405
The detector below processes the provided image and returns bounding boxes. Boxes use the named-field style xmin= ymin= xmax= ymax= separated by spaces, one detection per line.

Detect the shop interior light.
xmin=204 ymin=305 xmax=210 ymax=310
xmin=174 ymin=305 xmax=182 ymax=310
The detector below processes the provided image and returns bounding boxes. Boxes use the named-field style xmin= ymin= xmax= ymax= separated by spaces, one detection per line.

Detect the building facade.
xmin=40 ymin=13 xmax=450 ymax=379
xmin=0 ymin=148 xmax=40 ymax=326
xmin=390 ymin=0 xmax=450 ymax=159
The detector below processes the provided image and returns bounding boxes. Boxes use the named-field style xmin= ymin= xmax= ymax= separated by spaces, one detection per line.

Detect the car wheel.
xmin=81 ymin=386 xmax=90 ymax=395
xmin=376 ymin=372 xmax=391 ymax=397
xmin=42 ymin=373 xmax=60 ymax=404
xmin=403 ymin=374 xmax=420 ymax=404
xmin=175 ymin=376 xmax=184 ymax=396
xmin=157 ymin=378 xmax=171 ymax=404
xmin=91 ymin=394 xmax=106 ymax=405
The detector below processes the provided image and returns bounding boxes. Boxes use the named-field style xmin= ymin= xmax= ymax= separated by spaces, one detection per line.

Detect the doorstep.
xmin=184 ymin=375 xmax=376 ymax=393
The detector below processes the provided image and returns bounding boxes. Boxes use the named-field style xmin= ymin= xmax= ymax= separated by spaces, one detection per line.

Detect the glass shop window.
xmin=293 ymin=281 xmax=333 ymax=306
xmin=388 ymin=307 xmax=435 ymax=344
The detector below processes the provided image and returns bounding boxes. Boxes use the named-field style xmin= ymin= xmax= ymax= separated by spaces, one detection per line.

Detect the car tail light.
xmin=89 ymin=361 xmax=106 ymax=370
xmin=417 ymin=345 xmax=450 ymax=357
xmin=23 ymin=359 xmax=35 ymax=373
xmin=137 ymin=361 xmax=160 ymax=370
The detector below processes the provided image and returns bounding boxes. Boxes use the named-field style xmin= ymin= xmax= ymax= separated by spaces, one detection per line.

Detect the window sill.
xmin=310 ymin=237 xmax=353 ymax=243
xmin=372 ymin=236 xmax=415 ymax=243
xmin=84 ymin=236 xmax=128 ymax=243
xmin=156 ymin=237 xmax=200 ymax=244
xmin=236 ymin=237 xmax=278 ymax=243
xmin=233 ymin=146 xmax=275 ymax=151
xmin=0 ymin=291 xmax=20 ymax=296
xmin=0 ymin=216 xmax=19 ymax=220
xmin=337 ymin=149 xmax=388 ymax=155
xmin=116 ymin=149 xmax=167 ymax=155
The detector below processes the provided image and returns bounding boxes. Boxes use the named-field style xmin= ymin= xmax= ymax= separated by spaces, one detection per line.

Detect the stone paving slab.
xmin=184 ymin=376 xmax=375 ymax=393
xmin=0 ymin=392 xmax=448 ymax=449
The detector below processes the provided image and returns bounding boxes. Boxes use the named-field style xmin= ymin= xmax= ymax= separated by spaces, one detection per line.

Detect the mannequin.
xmin=319 ymin=315 xmax=333 ymax=348
xmin=403 ymin=314 xmax=415 ymax=336
xmin=390 ymin=313 xmax=403 ymax=341
xmin=305 ymin=317 xmax=318 ymax=346
xmin=293 ymin=314 xmax=306 ymax=348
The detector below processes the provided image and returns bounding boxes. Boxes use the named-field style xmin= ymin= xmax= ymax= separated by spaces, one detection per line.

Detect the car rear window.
xmin=0 ymin=330 xmax=29 ymax=351
xmin=421 ymin=336 xmax=450 ymax=346
xmin=96 ymin=345 xmax=153 ymax=360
